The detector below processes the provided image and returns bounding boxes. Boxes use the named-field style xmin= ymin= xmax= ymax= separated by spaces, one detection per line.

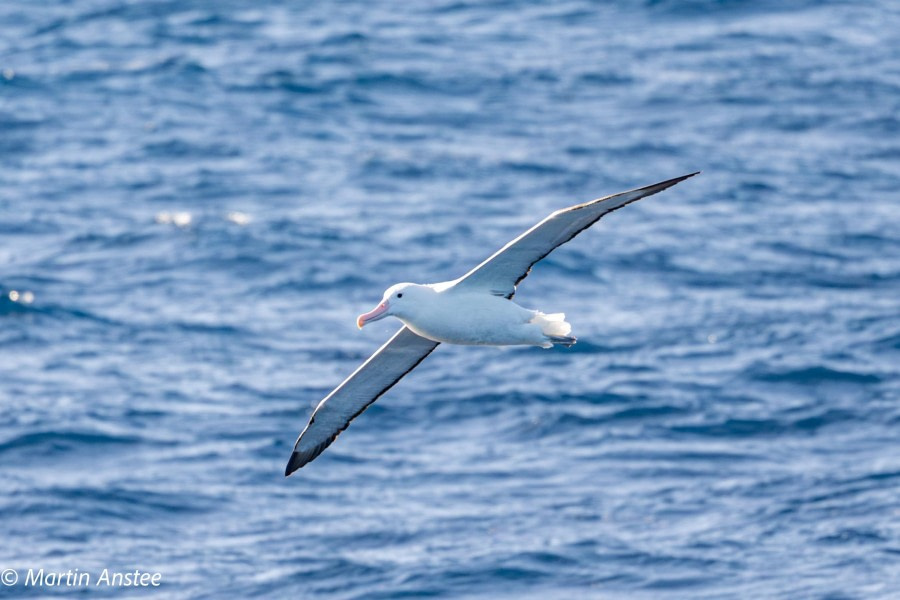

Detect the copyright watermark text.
xmin=1 ymin=568 xmax=162 ymax=588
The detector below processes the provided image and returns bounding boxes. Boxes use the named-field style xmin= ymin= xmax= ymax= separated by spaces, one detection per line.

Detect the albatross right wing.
xmin=452 ymin=172 xmax=699 ymax=299
xmin=285 ymin=326 xmax=439 ymax=476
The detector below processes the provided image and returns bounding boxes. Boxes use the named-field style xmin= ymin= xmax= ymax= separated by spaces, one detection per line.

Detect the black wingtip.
xmin=662 ymin=171 xmax=701 ymax=187
xmin=629 ymin=170 xmax=701 ymax=198
xmin=284 ymin=451 xmax=305 ymax=477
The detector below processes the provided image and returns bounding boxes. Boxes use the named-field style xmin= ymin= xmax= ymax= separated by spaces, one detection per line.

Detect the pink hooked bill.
xmin=357 ymin=301 xmax=389 ymax=329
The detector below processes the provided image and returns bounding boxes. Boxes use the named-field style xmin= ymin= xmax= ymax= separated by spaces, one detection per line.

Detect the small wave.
xmin=0 ymin=430 xmax=141 ymax=457
xmin=143 ymin=139 xmax=241 ymax=159
xmin=672 ymin=418 xmax=784 ymax=438
xmin=750 ymin=364 xmax=881 ymax=385
xmin=0 ymin=294 xmax=38 ymax=316
xmin=790 ymin=408 xmax=859 ymax=432
xmin=320 ymin=31 xmax=368 ymax=46
xmin=576 ymin=71 xmax=634 ymax=86
xmin=817 ymin=528 xmax=888 ymax=546
xmin=253 ymin=69 xmax=335 ymax=95
xmin=672 ymin=406 xmax=864 ymax=438
xmin=9 ymin=486 xmax=220 ymax=522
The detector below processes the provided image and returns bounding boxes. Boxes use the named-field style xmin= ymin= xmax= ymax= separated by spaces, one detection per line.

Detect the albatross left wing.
xmin=452 ymin=172 xmax=699 ymax=298
xmin=285 ymin=326 xmax=439 ymax=476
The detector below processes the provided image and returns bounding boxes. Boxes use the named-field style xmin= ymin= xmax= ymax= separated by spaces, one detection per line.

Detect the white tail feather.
xmin=531 ymin=312 xmax=572 ymax=337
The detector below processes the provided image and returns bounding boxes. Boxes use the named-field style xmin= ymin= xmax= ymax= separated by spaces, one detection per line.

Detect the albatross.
xmin=285 ymin=172 xmax=698 ymax=476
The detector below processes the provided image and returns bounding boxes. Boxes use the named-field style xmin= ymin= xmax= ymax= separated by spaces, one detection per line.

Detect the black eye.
xmin=397 ymin=293 xmax=403 ymax=298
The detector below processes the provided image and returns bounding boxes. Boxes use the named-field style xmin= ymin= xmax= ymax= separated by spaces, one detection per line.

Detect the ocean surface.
xmin=1 ymin=1 xmax=899 ymax=598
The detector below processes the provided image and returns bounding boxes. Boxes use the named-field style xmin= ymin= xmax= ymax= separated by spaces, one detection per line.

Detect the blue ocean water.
xmin=1 ymin=0 xmax=899 ymax=597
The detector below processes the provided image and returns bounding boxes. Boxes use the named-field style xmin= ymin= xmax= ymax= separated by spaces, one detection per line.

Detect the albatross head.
xmin=357 ymin=282 xmax=432 ymax=329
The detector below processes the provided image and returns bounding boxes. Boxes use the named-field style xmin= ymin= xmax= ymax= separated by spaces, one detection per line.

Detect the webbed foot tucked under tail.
xmin=531 ymin=312 xmax=576 ymax=348
xmin=546 ymin=334 xmax=577 ymax=348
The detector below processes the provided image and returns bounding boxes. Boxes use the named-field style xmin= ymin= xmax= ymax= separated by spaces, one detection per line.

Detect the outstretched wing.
xmin=285 ymin=326 xmax=439 ymax=476
xmin=452 ymin=172 xmax=699 ymax=298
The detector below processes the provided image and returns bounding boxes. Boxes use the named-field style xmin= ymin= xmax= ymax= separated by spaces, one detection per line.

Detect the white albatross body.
xmin=363 ymin=283 xmax=573 ymax=348
xmin=285 ymin=172 xmax=698 ymax=475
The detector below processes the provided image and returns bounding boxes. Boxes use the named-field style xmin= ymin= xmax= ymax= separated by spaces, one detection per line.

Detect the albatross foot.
xmin=546 ymin=335 xmax=577 ymax=348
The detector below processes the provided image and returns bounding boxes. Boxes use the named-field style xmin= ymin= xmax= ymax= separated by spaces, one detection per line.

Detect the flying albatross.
xmin=285 ymin=172 xmax=698 ymax=475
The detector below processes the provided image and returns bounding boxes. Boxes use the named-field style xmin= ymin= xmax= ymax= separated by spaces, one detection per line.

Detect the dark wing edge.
xmin=455 ymin=172 xmax=700 ymax=298
xmin=285 ymin=326 xmax=439 ymax=476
